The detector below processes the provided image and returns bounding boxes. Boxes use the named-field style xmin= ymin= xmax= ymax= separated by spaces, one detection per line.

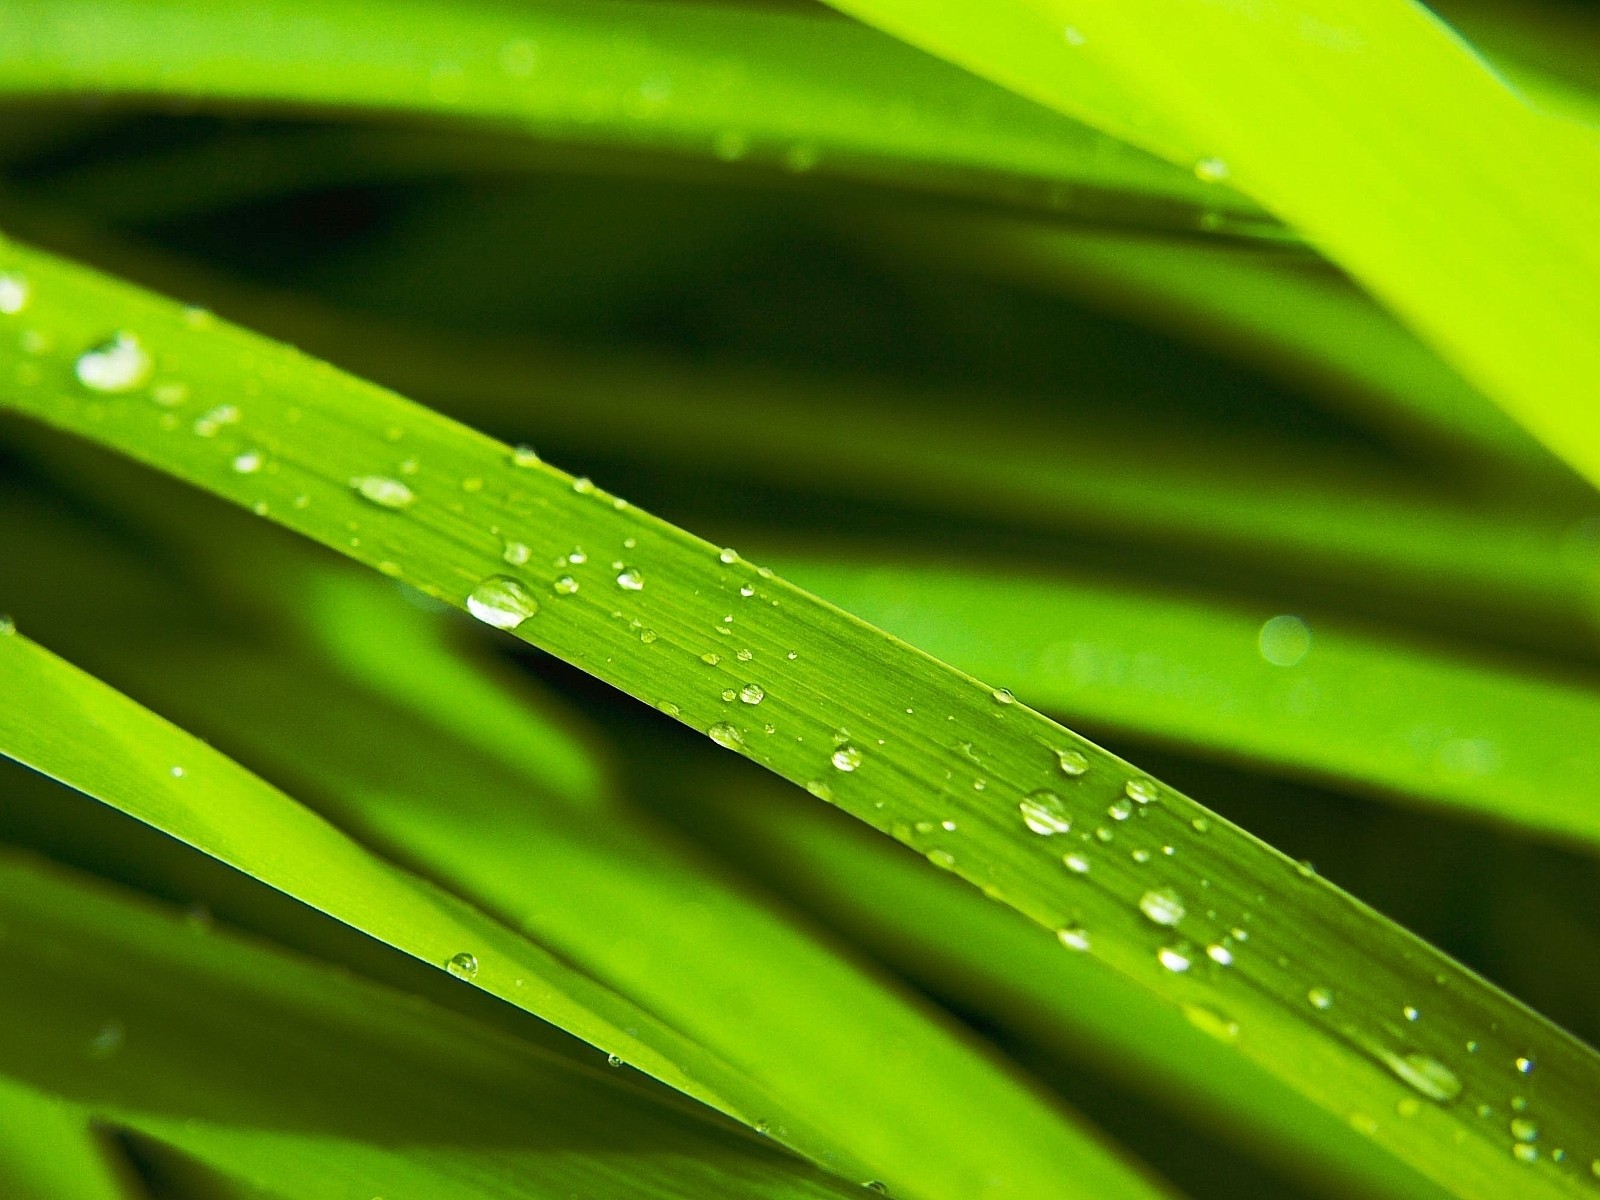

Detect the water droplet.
xmin=509 ymin=442 xmax=540 ymax=466
xmin=1403 ymin=1005 xmax=1420 ymax=1022
xmin=0 ymin=614 xmax=15 ymax=636
xmin=720 ymin=688 xmax=737 ymax=702
xmin=572 ymin=476 xmax=595 ymax=494
xmin=1307 ymin=987 xmax=1334 ymax=1010
xmin=1513 ymin=1144 xmax=1539 ymax=1164
xmin=709 ymin=722 xmax=744 ymax=751
xmin=1019 ymin=789 xmax=1071 ymax=835
xmin=1194 ymin=156 xmax=1230 ymax=183
xmin=193 ymin=403 xmax=241 ymax=437
xmin=863 ymin=1181 xmax=889 ymax=1194
xmin=553 ymin=575 xmax=579 ymax=595
xmin=739 ymin=683 xmax=765 ymax=705
xmin=1063 ymin=853 xmax=1091 ymax=874
xmin=657 ymin=700 xmax=680 ymax=717
xmin=447 ymin=952 xmax=479 ymax=980
xmin=1130 ymin=848 xmax=1151 ymax=864
xmin=1139 ymin=888 xmax=1185 ymax=926
xmin=1158 ymin=944 xmax=1193 ymax=972
xmin=1057 ymin=926 xmax=1091 ymax=951
xmin=503 ymin=540 xmax=531 ymax=565
xmin=1380 ymin=1051 xmax=1462 ymax=1102
xmin=735 ymin=648 xmax=754 ymax=662
xmin=639 ymin=628 xmax=657 ymax=644
xmin=991 ymin=687 xmax=1015 ymax=705
xmin=1515 ymin=1055 xmax=1535 ymax=1075
xmin=76 ymin=332 xmax=152 ymax=393
xmin=926 ymin=849 xmax=957 ymax=871
xmin=466 ymin=576 xmax=539 ymax=630
xmin=0 ymin=273 xmax=30 ymax=314
xmin=1259 ymin=614 xmax=1311 ymax=666
xmin=1510 ymin=1117 xmax=1539 ymax=1142
xmin=1206 ymin=943 xmax=1234 ymax=966
xmin=806 ymin=780 xmax=832 ymax=800
xmin=616 ymin=567 xmax=644 ymax=591
xmin=606 ymin=1053 xmax=624 ymax=1068
xmin=1125 ymin=779 xmax=1157 ymax=805
xmin=567 ymin=547 xmax=588 ymax=565
xmin=231 ymin=450 xmax=263 ymax=474
xmin=832 ymin=745 xmax=863 ymax=772
xmin=700 ymin=651 xmax=721 ymax=666
xmin=351 ymin=475 xmax=414 ymax=509
xmin=1056 ymin=748 xmax=1089 ymax=776
xmin=1107 ymin=799 xmax=1132 ymax=821
xmin=1191 ymin=816 xmax=1211 ymax=833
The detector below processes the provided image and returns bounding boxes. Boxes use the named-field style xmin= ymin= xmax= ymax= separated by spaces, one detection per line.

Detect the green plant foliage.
xmin=3 ymin=3 xmax=1600 ymax=1199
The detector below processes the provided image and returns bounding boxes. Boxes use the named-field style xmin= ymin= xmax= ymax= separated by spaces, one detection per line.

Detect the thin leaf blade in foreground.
xmin=2 ymin=237 xmax=1598 ymax=1198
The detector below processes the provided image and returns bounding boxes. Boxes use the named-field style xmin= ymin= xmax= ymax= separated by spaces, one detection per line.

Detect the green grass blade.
xmin=816 ymin=0 xmax=1600 ymax=489
xmin=0 ymin=1076 xmax=135 ymax=1200
xmin=0 ymin=492 xmax=1170 ymax=1199
xmin=0 ymin=0 xmax=1275 ymax=237
xmin=3 ymin=235 xmax=1600 ymax=1198
xmin=0 ymin=850 xmax=860 ymax=1200
xmin=779 ymin=553 xmax=1600 ymax=851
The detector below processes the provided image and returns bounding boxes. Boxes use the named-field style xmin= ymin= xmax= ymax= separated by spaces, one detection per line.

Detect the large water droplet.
xmin=991 ymin=687 xmax=1015 ymax=705
xmin=351 ymin=475 xmax=414 ymax=509
xmin=1019 ymin=789 xmax=1071 ymax=835
xmin=466 ymin=576 xmax=539 ymax=629
xmin=1379 ymin=1051 xmax=1463 ymax=1102
xmin=1512 ymin=1143 xmax=1539 ymax=1164
xmin=447 ymin=952 xmax=479 ymax=980
xmin=231 ymin=450 xmax=263 ymax=475
xmin=76 ymin=332 xmax=152 ymax=393
xmin=1057 ymin=926 xmax=1091 ymax=951
xmin=1158 ymin=944 xmax=1193 ymax=972
xmin=503 ymin=540 xmax=531 ymax=565
xmin=1056 ymin=748 xmax=1089 ymax=776
xmin=1259 ymin=614 xmax=1312 ymax=666
xmin=739 ymin=683 xmax=765 ymax=705
xmin=709 ymin=722 xmax=744 ymax=751
xmin=553 ymin=575 xmax=579 ymax=595
xmin=1138 ymin=887 xmax=1185 ymax=927
xmin=616 ymin=567 xmax=644 ymax=591
xmin=1125 ymin=779 xmax=1158 ymax=805
xmin=1515 ymin=1055 xmax=1535 ymax=1075
xmin=832 ymin=745 xmax=863 ymax=772
xmin=1063 ymin=852 xmax=1090 ymax=874
xmin=1107 ymin=799 xmax=1132 ymax=821
xmin=509 ymin=443 xmax=540 ymax=467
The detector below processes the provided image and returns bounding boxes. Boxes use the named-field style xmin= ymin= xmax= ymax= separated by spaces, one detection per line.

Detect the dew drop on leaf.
xmin=76 ymin=332 xmax=152 ymax=393
xmin=1056 ymin=748 xmax=1089 ymax=776
xmin=1139 ymin=887 xmax=1185 ymax=927
xmin=1307 ymin=987 xmax=1334 ymax=1010
xmin=509 ymin=443 xmax=540 ymax=467
xmin=1057 ymin=926 xmax=1091 ymax=951
xmin=447 ymin=952 xmax=479 ymax=980
xmin=1019 ymin=789 xmax=1071 ymax=835
xmin=1510 ymin=1117 xmax=1539 ymax=1141
xmin=616 ymin=567 xmax=644 ymax=591
xmin=831 ymin=745 xmax=863 ymax=772
xmin=991 ymin=687 xmax=1015 ymax=705
xmin=1125 ymin=779 xmax=1158 ymax=805
xmin=1158 ymin=944 xmax=1193 ymax=972
xmin=466 ymin=576 xmax=539 ymax=630
xmin=739 ymin=683 xmax=765 ymax=705
xmin=708 ymin=722 xmax=744 ymax=751
xmin=503 ymin=540 xmax=531 ymax=566
xmin=553 ymin=575 xmax=579 ymax=596
xmin=1063 ymin=853 xmax=1090 ymax=874
xmin=231 ymin=450 xmax=263 ymax=475
xmin=350 ymin=475 xmax=414 ymax=509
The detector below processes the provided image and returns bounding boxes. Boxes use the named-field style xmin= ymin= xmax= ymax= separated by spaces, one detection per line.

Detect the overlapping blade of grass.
xmin=0 ymin=470 xmax=1177 ymax=1200
xmin=15 ymin=216 xmax=1590 ymax=643
xmin=0 ymin=451 xmax=1163 ymax=1200
xmin=4 ymin=237 xmax=1600 ymax=1197
xmin=778 ymin=553 xmax=1600 ymax=850
xmin=0 ymin=850 xmax=863 ymax=1200
xmin=874 ymin=213 xmax=1565 ymax=481
xmin=817 ymin=0 xmax=1600 ymax=489
xmin=0 ymin=0 xmax=1275 ymax=237
xmin=0 ymin=1076 xmax=134 ymax=1200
